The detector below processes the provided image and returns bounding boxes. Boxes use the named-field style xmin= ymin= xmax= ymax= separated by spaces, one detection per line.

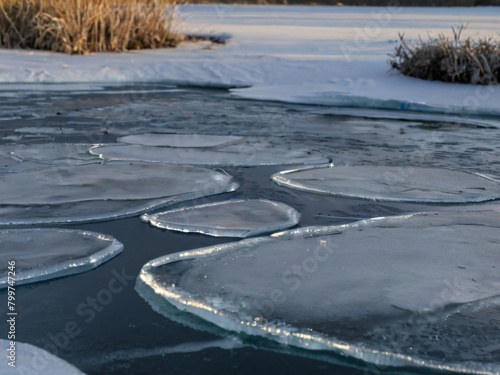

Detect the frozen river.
xmin=1 ymin=84 xmax=499 ymax=374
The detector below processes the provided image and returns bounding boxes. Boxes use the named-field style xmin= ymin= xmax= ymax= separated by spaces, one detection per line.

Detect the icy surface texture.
xmin=0 ymin=228 xmax=122 ymax=287
xmin=15 ymin=126 xmax=78 ymax=135
xmin=0 ymin=198 xmax=202 ymax=227
xmin=117 ymin=133 xmax=243 ymax=148
xmin=2 ymin=143 xmax=99 ymax=165
xmin=367 ymin=297 xmax=500 ymax=371
xmin=0 ymin=161 xmax=235 ymax=205
xmin=1 ymin=340 xmax=85 ymax=374
xmin=138 ymin=212 xmax=500 ymax=373
xmin=141 ymin=199 xmax=300 ymax=238
xmin=89 ymin=140 xmax=329 ymax=166
xmin=272 ymin=165 xmax=500 ymax=203
xmin=0 ymin=161 xmax=238 ymax=225
xmin=0 ymin=144 xmax=101 ymax=173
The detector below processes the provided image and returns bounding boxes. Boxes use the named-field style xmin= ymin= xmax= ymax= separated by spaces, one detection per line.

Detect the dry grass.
xmin=0 ymin=0 xmax=182 ymax=54
xmin=390 ymin=26 xmax=500 ymax=85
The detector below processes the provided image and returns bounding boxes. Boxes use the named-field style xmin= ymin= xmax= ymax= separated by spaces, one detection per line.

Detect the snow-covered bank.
xmin=1 ymin=5 xmax=500 ymax=114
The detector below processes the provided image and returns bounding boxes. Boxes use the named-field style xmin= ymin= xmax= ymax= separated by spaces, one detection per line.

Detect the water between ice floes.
xmin=1 ymin=85 xmax=499 ymax=375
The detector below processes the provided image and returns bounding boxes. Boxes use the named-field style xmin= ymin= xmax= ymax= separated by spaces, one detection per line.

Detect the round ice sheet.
xmin=272 ymin=165 xmax=500 ymax=203
xmin=0 ymin=161 xmax=237 ymax=205
xmin=141 ymin=199 xmax=300 ymax=238
xmin=89 ymin=142 xmax=329 ymax=166
xmin=117 ymin=133 xmax=243 ymax=148
xmin=0 ymin=228 xmax=123 ymax=287
xmin=137 ymin=212 xmax=500 ymax=374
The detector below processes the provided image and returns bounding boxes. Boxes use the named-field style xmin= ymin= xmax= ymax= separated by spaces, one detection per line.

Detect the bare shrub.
xmin=390 ymin=26 xmax=500 ymax=85
xmin=0 ymin=0 xmax=182 ymax=54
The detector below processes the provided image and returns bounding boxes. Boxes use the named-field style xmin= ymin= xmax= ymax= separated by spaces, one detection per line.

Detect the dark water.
xmin=1 ymin=84 xmax=499 ymax=375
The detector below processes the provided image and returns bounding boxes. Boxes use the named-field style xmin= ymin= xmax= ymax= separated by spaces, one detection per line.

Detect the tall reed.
xmin=390 ymin=26 xmax=500 ymax=85
xmin=0 ymin=0 xmax=181 ymax=54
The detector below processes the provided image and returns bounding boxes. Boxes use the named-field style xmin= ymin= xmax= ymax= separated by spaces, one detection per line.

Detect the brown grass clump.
xmin=390 ymin=26 xmax=500 ymax=85
xmin=0 ymin=0 xmax=182 ymax=54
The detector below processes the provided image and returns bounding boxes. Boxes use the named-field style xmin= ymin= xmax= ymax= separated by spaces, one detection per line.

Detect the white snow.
xmin=0 ymin=6 xmax=499 ymax=115
xmin=141 ymin=199 xmax=300 ymax=238
xmin=272 ymin=165 xmax=500 ymax=203
xmin=1 ymin=340 xmax=85 ymax=374
xmin=0 ymin=228 xmax=122 ymax=287
xmin=138 ymin=212 xmax=500 ymax=374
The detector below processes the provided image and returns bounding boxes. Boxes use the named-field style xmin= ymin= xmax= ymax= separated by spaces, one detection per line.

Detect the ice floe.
xmin=137 ymin=212 xmax=500 ymax=374
xmin=272 ymin=165 xmax=500 ymax=203
xmin=117 ymin=133 xmax=243 ymax=148
xmin=0 ymin=228 xmax=123 ymax=288
xmin=1 ymin=339 xmax=85 ymax=374
xmin=0 ymin=199 xmax=181 ymax=226
xmin=89 ymin=141 xmax=328 ymax=166
xmin=0 ymin=161 xmax=238 ymax=225
xmin=0 ymin=161 xmax=235 ymax=205
xmin=141 ymin=199 xmax=300 ymax=238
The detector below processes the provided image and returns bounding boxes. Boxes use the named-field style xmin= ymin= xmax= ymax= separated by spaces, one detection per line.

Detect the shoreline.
xmin=184 ymin=0 xmax=500 ymax=6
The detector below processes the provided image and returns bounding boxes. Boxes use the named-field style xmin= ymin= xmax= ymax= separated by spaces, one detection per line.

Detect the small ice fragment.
xmin=117 ymin=133 xmax=243 ymax=148
xmin=141 ymin=199 xmax=300 ymax=238
xmin=0 ymin=155 xmax=19 ymax=171
xmin=0 ymin=228 xmax=123 ymax=288
xmin=137 ymin=211 xmax=500 ymax=373
xmin=1 ymin=339 xmax=85 ymax=374
xmin=272 ymin=165 xmax=500 ymax=203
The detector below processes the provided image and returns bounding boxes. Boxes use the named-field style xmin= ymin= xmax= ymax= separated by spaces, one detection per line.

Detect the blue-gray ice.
xmin=272 ymin=165 xmax=500 ymax=203
xmin=0 ymin=161 xmax=237 ymax=225
xmin=141 ymin=199 xmax=300 ymax=238
xmin=117 ymin=133 xmax=243 ymax=148
xmin=0 ymin=144 xmax=100 ymax=173
xmin=89 ymin=139 xmax=328 ymax=166
xmin=137 ymin=212 xmax=500 ymax=374
xmin=0 ymin=228 xmax=123 ymax=288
